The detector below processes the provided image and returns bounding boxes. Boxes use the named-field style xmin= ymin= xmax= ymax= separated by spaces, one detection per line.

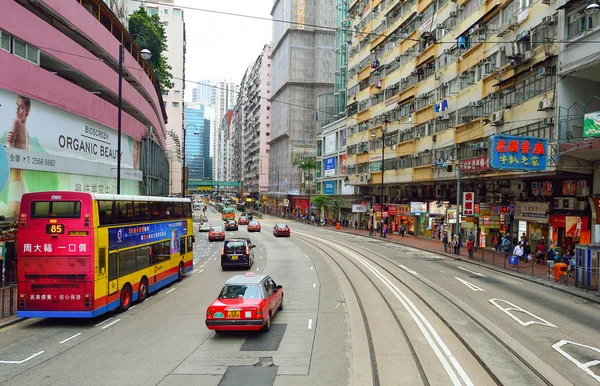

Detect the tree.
xmin=129 ymin=8 xmax=174 ymax=93
xmin=311 ymin=195 xmax=343 ymax=210
xmin=292 ymin=156 xmax=317 ymax=195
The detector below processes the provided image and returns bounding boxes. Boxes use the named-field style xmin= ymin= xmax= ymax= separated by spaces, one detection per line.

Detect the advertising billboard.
xmin=583 ymin=111 xmax=600 ymax=137
xmin=324 ymin=156 xmax=336 ymax=176
xmin=324 ymin=180 xmax=335 ymax=194
xmin=324 ymin=133 xmax=336 ymax=154
xmin=489 ymin=135 xmax=548 ymax=171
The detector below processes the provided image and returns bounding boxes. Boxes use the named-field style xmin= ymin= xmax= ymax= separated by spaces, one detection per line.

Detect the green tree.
xmin=128 ymin=8 xmax=174 ymax=93
xmin=311 ymin=195 xmax=342 ymax=210
xmin=292 ymin=156 xmax=317 ymax=195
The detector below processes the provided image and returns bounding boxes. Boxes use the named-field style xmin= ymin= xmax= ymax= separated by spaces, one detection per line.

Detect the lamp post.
xmin=182 ymin=124 xmax=200 ymax=197
xmin=117 ymin=37 xmax=151 ymax=194
xmin=371 ymin=117 xmax=389 ymax=237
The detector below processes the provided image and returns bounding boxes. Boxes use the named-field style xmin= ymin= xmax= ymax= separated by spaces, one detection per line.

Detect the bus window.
xmin=32 ymin=201 xmax=81 ymax=218
xmin=163 ymin=202 xmax=175 ymax=219
xmin=179 ymin=236 xmax=186 ymax=254
xmin=119 ymin=249 xmax=136 ymax=277
xmin=108 ymin=253 xmax=118 ymax=281
xmin=98 ymin=201 xmax=115 ymax=225
xmin=183 ymin=203 xmax=192 ymax=218
xmin=161 ymin=241 xmax=170 ymax=260
xmin=187 ymin=236 xmax=193 ymax=253
xmin=149 ymin=201 xmax=164 ymax=220
xmin=134 ymin=201 xmax=149 ymax=222
xmin=136 ymin=245 xmax=151 ymax=270
xmin=116 ymin=201 xmax=134 ymax=223
xmin=173 ymin=203 xmax=184 ymax=218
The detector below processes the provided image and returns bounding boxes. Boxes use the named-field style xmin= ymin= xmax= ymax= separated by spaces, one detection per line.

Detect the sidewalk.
xmin=281 ymin=217 xmax=600 ymax=305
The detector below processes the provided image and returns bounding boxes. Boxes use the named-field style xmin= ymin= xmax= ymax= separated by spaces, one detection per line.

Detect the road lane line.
xmin=128 ymin=305 xmax=136 ymax=311
xmin=199 ymin=269 xmax=204 ymax=273
xmin=101 ymin=319 xmax=121 ymax=330
xmin=457 ymin=267 xmax=487 ymax=277
xmin=455 ymin=277 xmax=485 ymax=292
xmin=489 ymin=299 xmax=556 ymax=327
xmin=552 ymin=340 xmax=600 ymax=383
xmin=165 ymin=288 xmax=176 ymax=294
xmin=313 ymin=283 xmax=316 ymax=288
xmin=191 ymin=269 xmax=199 ymax=274
xmin=425 ymin=264 xmax=445 ymax=273
xmin=308 ymin=319 xmax=313 ymax=329
xmin=398 ymin=264 xmax=418 ymax=275
xmin=0 ymin=351 xmax=44 ymax=364
xmin=59 ymin=333 xmax=82 ymax=344
xmin=94 ymin=317 xmax=113 ymax=327
xmin=256 ymin=268 xmax=260 ymax=271
xmin=310 ymin=267 xmax=314 ymax=270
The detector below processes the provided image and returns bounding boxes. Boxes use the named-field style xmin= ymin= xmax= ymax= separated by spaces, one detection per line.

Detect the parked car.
xmin=273 ymin=223 xmax=291 ymax=237
xmin=205 ymin=273 xmax=283 ymax=333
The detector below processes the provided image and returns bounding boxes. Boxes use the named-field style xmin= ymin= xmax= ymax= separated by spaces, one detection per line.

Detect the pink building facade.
xmin=0 ymin=0 xmax=169 ymax=221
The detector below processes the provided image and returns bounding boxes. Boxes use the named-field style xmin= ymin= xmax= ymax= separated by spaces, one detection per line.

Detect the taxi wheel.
xmin=177 ymin=263 xmax=184 ymax=282
xmin=278 ymin=295 xmax=284 ymax=311
xmin=262 ymin=313 xmax=271 ymax=332
xmin=138 ymin=278 xmax=149 ymax=302
xmin=119 ymin=285 xmax=132 ymax=312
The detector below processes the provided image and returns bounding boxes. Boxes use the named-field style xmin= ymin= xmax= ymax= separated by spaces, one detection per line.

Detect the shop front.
xmin=291 ymin=196 xmax=310 ymax=218
xmin=410 ymin=202 xmax=427 ymax=237
xmin=549 ymin=214 xmax=590 ymax=252
xmin=390 ymin=204 xmax=411 ymax=234
xmin=492 ymin=205 xmax=514 ymax=239
xmin=478 ymin=204 xmax=499 ymax=248
xmin=514 ymin=201 xmax=550 ymax=249
xmin=428 ymin=202 xmax=449 ymax=239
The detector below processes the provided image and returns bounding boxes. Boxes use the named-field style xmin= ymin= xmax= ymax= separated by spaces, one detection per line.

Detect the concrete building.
xmin=212 ymin=81 xmax=239 ymax=182
xmin=192 ymin=80 xmax=215 ymax=106
xmin=269 ymin=0 xmax=336 ymax=199
xmin=0 ymin=0 xmax=169 ymax=279
xmin=343 ymin=0 xmax=586 ymax=243
xmin=138 ymin=1 xmax=186 ymax=195
xmin=216 ymin=110 xmax=234 ymax=187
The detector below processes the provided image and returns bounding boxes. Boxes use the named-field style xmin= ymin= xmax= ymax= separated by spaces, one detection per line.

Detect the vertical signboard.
xmin=341 ymin=154 xmax=346 ymax=175
xmin=463 ymin=192 xmax=474 ymax=216
xmin=324 ymin=157 xmax=336 ymax=176
xmin=297 ymin=0 xmax=306 ymax=29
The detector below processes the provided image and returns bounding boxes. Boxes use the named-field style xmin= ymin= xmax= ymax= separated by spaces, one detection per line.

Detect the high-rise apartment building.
xmin=131 ymin=1 xmax=186 ymax=195
xmin=269 ymin=0 xmax=336 ymax=196
xmin=192 ymin=80 xmax=215 ymax=106
xmin=212 ymin=81 xmax=239 ymax=182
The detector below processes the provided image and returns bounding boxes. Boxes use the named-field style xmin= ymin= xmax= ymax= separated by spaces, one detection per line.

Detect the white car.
xmin=199 ymin=222 xmax=212 ymax=232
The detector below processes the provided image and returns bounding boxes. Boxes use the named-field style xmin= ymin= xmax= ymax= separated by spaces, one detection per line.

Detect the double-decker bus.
xmin=16 ymin=192 xmax=194 ymax=318
xmin=221 ymin=207 xmax=236 ymax=221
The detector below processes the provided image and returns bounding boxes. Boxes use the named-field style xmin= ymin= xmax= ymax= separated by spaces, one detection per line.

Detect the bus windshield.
xmin=31 ymin=201 xmax=81 ymax=218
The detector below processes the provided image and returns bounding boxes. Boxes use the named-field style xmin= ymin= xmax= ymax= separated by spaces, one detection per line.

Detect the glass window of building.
xmin=148 ymin=8 xmax=158 ymax=15
xmin=173 ymin=102 xmax=179 ymax=107
xmin=164 ymin=8 xmax=169 ymax=14
xmin=0 ymin=31 xmax=10 ymax=52
xmin=174 ymin=9 xmax=182 ymax=16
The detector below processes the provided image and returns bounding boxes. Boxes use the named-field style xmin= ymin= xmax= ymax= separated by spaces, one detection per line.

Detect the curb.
xmin=0 ymin=316 xmax=23 ymax=330
xmin=318 ymin=225 xmax=600 ymax=306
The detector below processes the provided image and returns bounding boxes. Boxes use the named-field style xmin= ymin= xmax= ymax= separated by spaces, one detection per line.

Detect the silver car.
xmin=199 ymin=222 xmax=212 ymax=232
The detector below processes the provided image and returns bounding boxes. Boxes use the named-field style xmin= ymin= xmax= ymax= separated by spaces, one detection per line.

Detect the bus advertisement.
xmin=221 ymin=207 xmax=235 ymax=221
xmin=17 ymin=191 xmax=194 ymax=318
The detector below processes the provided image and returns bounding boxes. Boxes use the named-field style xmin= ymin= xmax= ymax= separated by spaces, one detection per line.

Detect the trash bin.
xmin=336 ymin=222 xmax=341 ymax=230
xmin=554 ymin=262 xmax=568 ymax=282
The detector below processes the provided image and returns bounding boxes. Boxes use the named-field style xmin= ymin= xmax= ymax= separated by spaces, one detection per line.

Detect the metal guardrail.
xmin=1 ymin=284 xmax=17 ymax=319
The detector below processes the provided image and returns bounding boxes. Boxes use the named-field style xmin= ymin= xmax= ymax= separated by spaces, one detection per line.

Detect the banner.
xmin=352 ymin=204 xmax=367 ymax=213
xmin=565 ymin=216 xmax=582 ymax=238
xmin=297 ymin=0 xmax=306 ymax=30
xmin=324 ymin=180 xmax=335 ymax=194
xmin=489 ymin=135 xmax=548 ymax=171
xmin=108 ymin=220 xmax=188 ymax=251
xmin=341 ymin=154 xmax=347 ymax=175
xmin=324 ymin=134 xmax=336 ymax=154
xmin=410 ymin=202 xmax=427 ymax=215
xmin=324 ymin=156 xmax=336 ymax=176
xmin=583 ymin=111 xmax=600 ymax=137
xmin=463 ymin=192 xmax=474 ymax=216
xmin=515 ymin=201 xmax=549 ymax=222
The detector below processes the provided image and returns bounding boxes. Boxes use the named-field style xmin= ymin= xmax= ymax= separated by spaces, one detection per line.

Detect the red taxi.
xmin=273 ymin=223 xmax=291 ymax=237
xmin=238 ymin=216 xmax=250 ymax=225
xmin=247 ymin=221 xmax=261 ymax=232
xmin=206 ymin=273 xmax=283 ymax=333
xmin=208 ymin=225 xmax=226 ymax=241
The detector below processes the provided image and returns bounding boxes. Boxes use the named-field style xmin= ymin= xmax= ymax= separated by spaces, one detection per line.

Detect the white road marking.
xmin=398 ymin=264 xmax=418 ymax=275
xmin=59 ymin=333 xmax=82 ymax=344
xmin=260 ymin=256 xmax=263 ymax=259
xmin=426 ymin=264 xmax=445 ymax=273
xmin=457 ymin=267 xmax=487 ymax=277
xmin=128 ymin=305 xmax=136 ymax=311
xmin=553 ymin=340 xmax=600 ymax=383
xmin=299 ymin=232 xmax=473 ymax=386
xmin=101 ymin=319 xmax=121 ymax=330
xmin=165 ymin=288 xmax=176 ymax=294
xmin=313 ymin=283 xmax=316 ymax=288
xmin=191 ymin=269 xmax=199 ymax=274
xmin=310 ymin=267 xmax=314 ymax=270
xmin=199 ymin=269 xmax=204 ymax=273
xmin=489 ymin=299 xmax=557 ymax=327
xmin=0 ymin=351 xmax=44 ymax=364
xmin=94 ymin=317 xmax=113 ymax=327
xmin=256 ymin=268 xmax=260 ymax=271
xmin=308 ymin=319 xmax=313 ymax=329
xmin=455 ymin=277 xmax=485 ymax=292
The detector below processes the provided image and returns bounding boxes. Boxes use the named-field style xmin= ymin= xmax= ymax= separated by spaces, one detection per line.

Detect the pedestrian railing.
xmin=1 ymin=284 xmax=17 ymax=319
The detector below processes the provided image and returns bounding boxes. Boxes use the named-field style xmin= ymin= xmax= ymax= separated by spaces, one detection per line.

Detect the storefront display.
xmin=515 ymin=201 xmax=549 ymax=245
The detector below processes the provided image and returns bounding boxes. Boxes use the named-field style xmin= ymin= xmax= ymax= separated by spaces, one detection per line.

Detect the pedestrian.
xmin=354 ymin=220 xmax=358 ymax=229
xmin=382 ymin=223 xmax=388 ymax=238
xmin=369 ymin=221 xmax=374 ymax=236
xmin=400 ymin=224 xmax=406 ymax=237
xmin=467 ymin=237 xmax=474 ymax=259
xmin=536 ymin=240 xmax=545 ymax=265
xmin=502 ymin=235 xmax=512 ymax=259
xmin=523 ymin=241 xmax=531 ymax=267
xmin=442 ymin=232 xmax=448 ymax=253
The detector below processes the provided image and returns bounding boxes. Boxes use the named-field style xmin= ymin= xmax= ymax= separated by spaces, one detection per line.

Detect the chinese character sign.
xmin=490 ymin=135 xmax=548 ymax=171
xmin=463 ymin=192 xmax=475 ymax=216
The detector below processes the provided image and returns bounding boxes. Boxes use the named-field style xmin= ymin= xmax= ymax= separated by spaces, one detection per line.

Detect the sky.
xmin=176 ymin=0 xmax=274 ymax=101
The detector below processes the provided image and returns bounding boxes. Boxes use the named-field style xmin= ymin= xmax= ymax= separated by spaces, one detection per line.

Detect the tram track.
xmin=295 ymin=230 xmax=554 ymax=386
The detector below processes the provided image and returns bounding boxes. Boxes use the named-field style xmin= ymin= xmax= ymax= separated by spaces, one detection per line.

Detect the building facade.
xmin=212 ymin=81 xmax=239 ymax=181
xmin=140 ymin=0 xmax=186 ymax=195
xmin=183 ymin=103 xmax=208 ymax=181
xmin=269 ymin=0 xmax=336 ymax=197
xmin=342 ymin=0 xmax=600 ymax=246
xmin=0 ymin=0 xmax=169 ymax=282
xmin=192 ymin=80 xmax=215 ymax=106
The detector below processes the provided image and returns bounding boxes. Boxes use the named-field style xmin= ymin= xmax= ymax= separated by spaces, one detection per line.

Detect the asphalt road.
xmin=0 ymin=207 xmax=599 ymax=386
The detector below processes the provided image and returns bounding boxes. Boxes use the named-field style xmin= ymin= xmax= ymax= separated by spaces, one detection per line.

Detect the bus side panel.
xmin=93 ymin=225 xmax=115 ymax=317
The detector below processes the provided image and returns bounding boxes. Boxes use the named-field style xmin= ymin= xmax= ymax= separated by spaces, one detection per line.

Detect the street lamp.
xmin=182 ymin=124 xmax=200 ymax=197
xmin=371 ymin=117 xmax=390 ymax=237
xmin=117 ymin=35 xmax=151 ymax=194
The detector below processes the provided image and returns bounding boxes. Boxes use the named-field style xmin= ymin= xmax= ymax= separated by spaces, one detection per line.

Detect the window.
xmin=148 ymin=8 xmax=158 ymax=15
xmin=1 ymin=31 xmax=10 ymax=52
xmin=267 ymin=106 xmax=270 ymax=110
xmin=179 ymin=236 xmax=186 ymax=254
xmin=151 ymin=241 xmax=170 ymax=264
xmin=219 ymin=285 xmax=261 ymax=299
xmin=172 ymin=102 xmax=180 ymax=107
xmin=263 ymin=280 xmax=274 ymax=297
xmin=174 ymin=9 xmax=182 ymax=16
xmin=98 ymin=201 xmax=115 ymax=225
xmin=13 ymin=38 xmax=26 ymax=59
xmin=134 ymin=201 xmax=149 ymax=221
xmin=116 ymin=201 xmax=134 ymax=223
xmin=174 ymin=90 xmax=180 ymax=96
xmin=108 ymin=253 xmax=118 ymax=280
xmin=136 ymin=245 xmax=151 ymax=270
xmin=119 ymin=249 xmax=137 ymax=277
xmin=164 ymin=8 xmax=169 ymax=14
xmin=266 ymin=132 xmax=270 ymax=136
xmin=187 ymin=236 xmax=194 ymax=253
xmin=163 ymin=21 xmax=169 ymax=26
xmin=31 ymin=201 xmax=81 ymax=218
xmin=163 ymin=90 xmax=169 ymax=96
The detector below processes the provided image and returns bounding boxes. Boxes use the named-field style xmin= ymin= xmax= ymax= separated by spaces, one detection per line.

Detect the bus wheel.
xmin=138 ymin=278 xmax=149 ymax=302
xmin=177 ymin=263 xmax=185 ymax=282
xmin=119 ymin=285 xmax=132 ymax=312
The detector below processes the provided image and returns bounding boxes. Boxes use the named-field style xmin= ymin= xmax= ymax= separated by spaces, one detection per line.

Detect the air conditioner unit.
xmin=411 ymin=153 xmax=419 ymax=158
xmin=578 ymin=186 xmax=590 ymax=196
xmin=441 ymin=82 xmax=449 ymax=88
xmin=577 ymin=201 xmax=587 ymax=211
xmin=539 ymin=67 xmax=554 ymax=76
xmin=477 ymin=142 xmax=488 ymax=149
xmin=435 ymin=23 xmax=444 ymax=30
xmin=365 ymin=173 xmax=372 ymax=180
xmin=523 ymin=50 xmax=533 ymax=62
xmin=563 ymin=197 xmax=576 ymax=210
xmin=457 ymin=5 xmax=465 ymax=10
xmin=543 ymin=117 xmax=555 ymax=126
xmin=442 ymin=114 xmax=450 ymax=120
xmin=553 ymin=197 xmax=563 ymax=209
xmin=491 ymin=110 xmax=504 ymax=125
xmin=468 ymin=102 xmax=477 ymax=107
xmin=449 ymin=11 xmax=457 ymax=17
xmin=542 ymin=15 xmax=556 ymax=25
xmin=448 ymin=155 xmax=456 ymax=162
xmin=488 ymin=92 xmax=496 ymax=99
xmin=432 ymin=134 xmax=437 ymax=141
xmin=539 ymin=98 xmax=553 ymax=111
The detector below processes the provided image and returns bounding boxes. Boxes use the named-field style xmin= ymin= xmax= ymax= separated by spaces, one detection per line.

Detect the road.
xmin=0 ymin=206 xmax=599 ymax=386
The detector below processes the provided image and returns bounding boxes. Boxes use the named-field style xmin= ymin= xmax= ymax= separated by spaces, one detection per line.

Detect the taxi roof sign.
xmin=245 ymin=272 xmax=255 ymax=277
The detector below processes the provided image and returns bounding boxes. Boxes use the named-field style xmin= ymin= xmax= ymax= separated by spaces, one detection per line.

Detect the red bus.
xmin=17 ymin=192 xmax=194 ymax=318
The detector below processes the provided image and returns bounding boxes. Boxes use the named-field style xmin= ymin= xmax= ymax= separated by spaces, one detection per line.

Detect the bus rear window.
xmin=31 ymin=201 xmax=81 ymax=218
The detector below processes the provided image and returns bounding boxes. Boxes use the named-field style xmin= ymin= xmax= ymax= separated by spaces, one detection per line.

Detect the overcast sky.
xmin=176 ymin=0 xmax=273 ymax=100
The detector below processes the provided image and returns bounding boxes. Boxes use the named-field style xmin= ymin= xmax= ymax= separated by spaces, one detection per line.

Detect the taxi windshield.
xmin=211 ymin=226 xmax=223 ymax=232
xmin=218 ymin=285 xmax=262 ymax=299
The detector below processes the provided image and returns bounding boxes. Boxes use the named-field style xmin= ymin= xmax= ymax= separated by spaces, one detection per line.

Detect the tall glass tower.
xmin=184 ymin=104 xmax=207 ymax=181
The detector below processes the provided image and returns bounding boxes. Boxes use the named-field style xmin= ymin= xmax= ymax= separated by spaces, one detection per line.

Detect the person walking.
xmin=382 ymin=223 xmax=388 ymax=238
xmin=442 ymin=232 xmax=449 ymax=253
xmin=400 ymin=224 xmax=406 ymax=237
xmin=467 ymin=237 xmax=474 ymax=259
xmin=502 ymin=235 xmax=512 ymax=259
xmin=512 ymin=241 xmax=524 ymax=265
